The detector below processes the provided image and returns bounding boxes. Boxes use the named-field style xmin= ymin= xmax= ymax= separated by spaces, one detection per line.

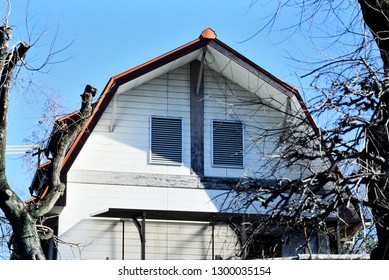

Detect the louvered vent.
xmin=212 ymin=120 xmax=243 ymax=168
xmin=150 ymin=117 xmax=182 ymax=165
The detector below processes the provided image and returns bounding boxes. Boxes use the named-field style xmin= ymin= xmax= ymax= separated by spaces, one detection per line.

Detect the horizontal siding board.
xmin=72 ymin=65 xmax=191 ymax=175
xmin=203 ymin=65 xmax=286 ymax=178
xmin=73 ymin=61 xmax=287 ymax=177
xmin=107 ymin=108 xmax=189 ymax=119
xmin=117 ymin=93 xmax=190 ymax=104
xmin=59 ymin=60 xmax=309 ymax=260
xmin=61 ymin=183 xmax=232 ymax=219
xmin=76 ymin=137 xmax=190 ymax=151
xmin=115 ymin=98 xmax=190 ymax=109
xmin=58 ymin=217 xmax=238 ymax=260
xmin=72 ymin=162 xmax=190 ymax=175
xmin=126 ymin=88 xmax=190 ymax=99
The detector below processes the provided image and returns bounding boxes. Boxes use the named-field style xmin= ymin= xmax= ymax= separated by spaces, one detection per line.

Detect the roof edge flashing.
xmin=200 ymin=28 xmax=217 ymax=40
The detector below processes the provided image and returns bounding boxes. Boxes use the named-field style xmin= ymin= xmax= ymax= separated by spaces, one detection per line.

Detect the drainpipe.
xmin=212 ymin=224 xmax=215 ymax=260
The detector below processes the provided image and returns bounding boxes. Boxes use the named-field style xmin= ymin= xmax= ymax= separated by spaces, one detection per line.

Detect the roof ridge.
xmin=200 ymin=28 xmax=217 ymax=39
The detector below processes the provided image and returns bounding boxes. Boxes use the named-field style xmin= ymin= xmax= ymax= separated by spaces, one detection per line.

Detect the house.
xmin=30 ymin=28 xmax=360 ymax=260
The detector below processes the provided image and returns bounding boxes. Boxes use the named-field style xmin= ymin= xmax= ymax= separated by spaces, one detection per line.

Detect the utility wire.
xmin=5 ymin=144 xmax=40 ymax=155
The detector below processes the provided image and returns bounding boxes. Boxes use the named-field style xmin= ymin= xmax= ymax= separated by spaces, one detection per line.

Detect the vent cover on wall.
xmin=212 ymin=120 xmax=243 ymax=168
xmin=150 ymin=117 xmax=182 ymax=165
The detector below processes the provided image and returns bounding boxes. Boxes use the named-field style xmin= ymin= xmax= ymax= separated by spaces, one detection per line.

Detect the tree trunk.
xmin=0 ymin=22 xmax=96 ymax=259
xmin=10 ymin=215 xmax=46 ymax=260
xmin=358 ymin=0 xmax=389 ymax=259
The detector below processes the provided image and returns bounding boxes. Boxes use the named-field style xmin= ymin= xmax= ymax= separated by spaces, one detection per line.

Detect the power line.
xmin=5 ymin=144 xmax=40 ymax=155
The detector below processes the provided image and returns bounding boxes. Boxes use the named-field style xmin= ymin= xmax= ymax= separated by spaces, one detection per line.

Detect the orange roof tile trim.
xmin=200 ymin=28 xmax=217 ymax=39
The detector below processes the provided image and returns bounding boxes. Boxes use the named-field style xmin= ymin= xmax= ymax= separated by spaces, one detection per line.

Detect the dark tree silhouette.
xmin=0 ymin=4 xmax=96 ymax=259
xmin=232 ymin=0 xmax=389 ymax=259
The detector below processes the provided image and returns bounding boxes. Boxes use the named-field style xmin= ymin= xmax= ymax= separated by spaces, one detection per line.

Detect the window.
xmin=246 ymin=235 xmax=282 ymax=259
xmin=150 ymin=116 xmax=182 ymax=165
xmin=212 ymin=120 xmax=243 ymax=168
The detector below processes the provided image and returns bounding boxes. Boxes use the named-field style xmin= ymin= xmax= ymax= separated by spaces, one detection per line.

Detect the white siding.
xmin=57 ymin=181 xmax=254 ymax=235
xmin=71 ymin=65 xmax=191 ymax=176
xmin=58 ymin=219 xmax=239 ymax=260
xmin=58 ymin=60 xmax=316 ymax=260
xmin=203 ymin=66 xmax=292 ymax=178
xmin=57 ymin=181 xmax=243 ymax=260
xmin=71 ymin=62 xmax=305 ymax=179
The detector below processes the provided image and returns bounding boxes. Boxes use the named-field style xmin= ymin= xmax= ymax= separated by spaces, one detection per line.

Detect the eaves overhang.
xmin=91 ymin=208 xmax=264 ymax=223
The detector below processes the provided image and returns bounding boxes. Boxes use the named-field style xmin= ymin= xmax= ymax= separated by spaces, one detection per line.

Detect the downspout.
xmin=212 ymin=223 xmax=215 ymax=260
xmin=141 ymin=212 xmax=146 ymax=260
xmin=121 ymin=219 xmax=126 ymax=260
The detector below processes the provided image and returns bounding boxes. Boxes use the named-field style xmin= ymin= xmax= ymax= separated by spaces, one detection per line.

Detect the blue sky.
xmin=4 ymin=0 xmax=321 ymax=198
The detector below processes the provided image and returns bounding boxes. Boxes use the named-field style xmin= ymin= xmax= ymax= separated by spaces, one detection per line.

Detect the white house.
xmin=29 ymin=28 xmax=359 ymax=260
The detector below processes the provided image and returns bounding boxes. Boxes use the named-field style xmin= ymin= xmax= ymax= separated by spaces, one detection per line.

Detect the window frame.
xmin=246 ymin=234 xmax=283 ymax=259
xmin=211 ymin=119 xmax=244 ymax=169
xmin=149 ymin=116 xmax=183 ymax=166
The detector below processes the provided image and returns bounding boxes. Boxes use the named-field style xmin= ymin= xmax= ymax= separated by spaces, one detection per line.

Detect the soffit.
xmin=205 ymin=44 xmax=291 ymax=110
xmin=115 ymin=49 xmax=203 ymax=95
xmin=114 ymin=43 xmax=293 ymax=112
